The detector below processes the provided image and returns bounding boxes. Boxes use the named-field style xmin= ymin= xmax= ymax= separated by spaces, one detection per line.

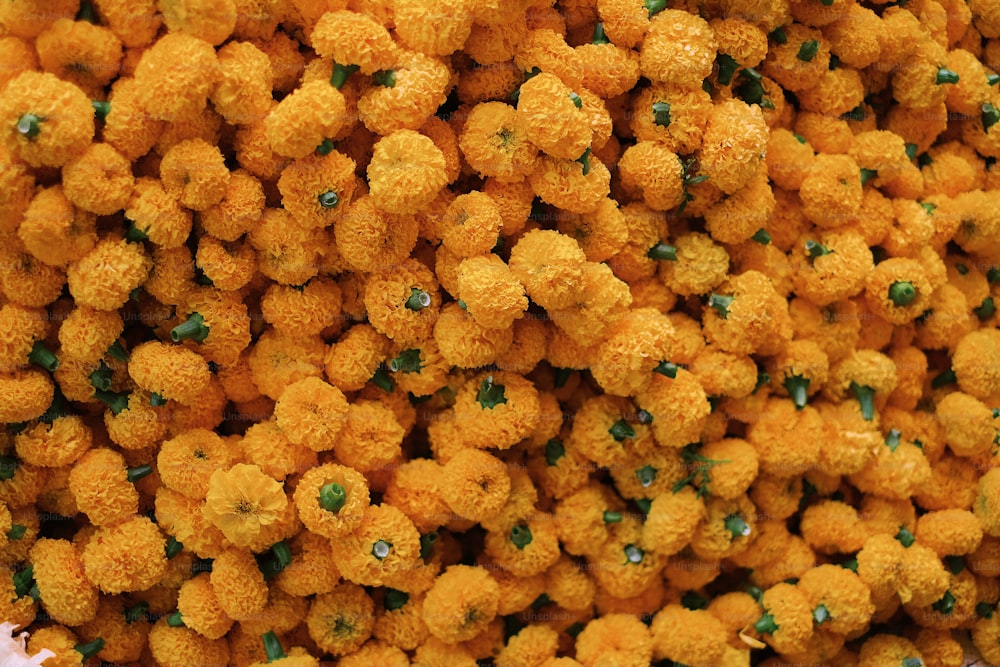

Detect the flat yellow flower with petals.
xmin=202 ymin=463 xmax=287 ymax=547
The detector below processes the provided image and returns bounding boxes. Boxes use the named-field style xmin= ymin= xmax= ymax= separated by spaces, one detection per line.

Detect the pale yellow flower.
xmin=202 ymin=463 xmax=287 ymax=547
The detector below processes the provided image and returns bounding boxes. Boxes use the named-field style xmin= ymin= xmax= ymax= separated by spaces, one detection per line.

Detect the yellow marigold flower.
xmin=159 ymin=0 xmax=236 ymax=44
xmin=128 ymin=340 xmax=211 ymax=406
xmin=157 ymin=428 xmax=233 ymax=499
xmin=455 ymin=255 xmax=527 ymax=331
xmin=576 ymin=40 xmax=640 ymax=100
xmin=278 ymin=150 xmax=357 ymax=230
xmin=310 ymin=10 xmax=398 ymax=74
xmin=367 ymin=129 xmax=450 ymax=214
xmin=0 ymin=144 xmax=35 ymax=233
xmin=294 ymin=462 xmax=370 ymax=538
xmin=147 ymin=615 xmax=230 ymax=666
xmin=334 ymin=400 xmax=405 ymax=472
xmin=247 ymin=329 xmax=326 ymax=400
xmin=35 ymin=18 xmax=122 ymax=94
xmin=440 ymin=447 xmax=511 ymax=523
xmin=358 ymin=50 xmax=452 ymax=135
xmin=0 ymin=36 xmax=38 ymax=93
xmin=30 ymin=537 xmax=99 ymax=626
xmin=210 ymin=547 xmax=268 ymax=621
xmin=422 ymin=565 xmax=500 ymax=644
xmin=364 ymin=257 xmax=440 ymax=347
xmin=516 ymin=72 xmax=592 ymax=161
xmin=432 ymin=302 xmax=514 ymax=367
xmin=374 ymin=589 xmax=432 ymax=651
xmin=159 ymin=138 xmax=231 ymax=211
xmin=334 ymin=195 xmax=419 ymax=273
xmin=124 ymin=177 xmax=192 ymax=249
xmin=208 ymin=40 xmax=271 ymax=125
xmin=639 ymin=10 xmax=717 ymax=87
xmin=154 ymin=485 xmax=227 ymax=559
xmin=334 ymin=503 xmax=421 ymax=586
xmin=618 ymin=141 xmax=684 ymax=212
xmin=264 ymin=80 xmax=348 ymax=159
xmin=61 ymin=143 xmax=134 ymax=217
xmin=529 ymin=152 xmax=611 ymax=215
xmin=92 ymin=0 xmax=162 ymax=48
xmin=386 ymin=338 xmax=452 ymax=397
xmin=629 ymin=82 xmax=712 ymax=155
xmin=650 ymin=605 xmax=726 ymax=666
xmin=394 ymin=0 xmax=474 ymax=55
xmin=441 ymin=191 xmax=503 ymax=258
xmin=200 ymin=169 xmax=265 ymax=241
xmin=274 ymin=530 xmax=342 ymax=598
xmin=82 ymin=515 xmax=166 ymax=593
xmin=66 ymin=236 xmax=151 ymax=312
xmin=0 ymin=369 xmax=54 ymax=425
xmin=451 ymin=371 xmax=542 ymax=450
xmin=698 ymin=98 xmax=768 ymax=195
xmin=68 ymin=447 xmax=138 ymax=527
xmin=194 ymin=235 xmax=256 ymax=292
xmin=484 ymin=514 xmax=561 ymax=577
xmin=176 ymin=570 xmax=233 ymax=640
xmin=201 ymin=463 xmax=288 ymax=548
xmin=0 ymin=71 xmax=94 ymax=168
xmin=306 ymin=583 xmax=375 ymax=656
xmin=132 ymin=33 xmax=220 ymax=121
xmin=554 ymin=197 xmax=628 ymax=264
xmin=274 ymin=376 xmax=348 ymax=452
xmin=508 ymin=229 xmax=587 ymax=311
xmin=323 ymin=323 xmax=390 ymax=392
xmin=13 ymin=415 xmax=91 ymax=468
xmin=0 ymin=303 xmax=48 ymax=373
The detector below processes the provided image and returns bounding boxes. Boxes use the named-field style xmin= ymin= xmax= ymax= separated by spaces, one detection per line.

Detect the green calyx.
xmin=905 ymin=143 xmax=918 ymax=160
xmin=885 ymin=428 xmax=901 ymax=452
xmin=635 ymin=465 xmax=658 ymax=488
xmin=6 ymin=524 xmax=25 ymax=540
xmin=654 ymin=360 xmax=679 ymax=378
xmin=975 ymin=296 xmax=995 ymax=320
xmin=89 ymin=360 xmax=113 ymax=392
xmin=166 ymin=611 xmax=185 ymax=627
xmin=259 ymin=541 xmax=293 ymax=580
xmin=935 ymin=68 xmax=960 ymax=85
xmin=624 ymin=543 xmax=644 ymax=564
xmin=125 ymin=221 xmax=148 ymax=243
xmin=106 ymin=340 xmax=129 ymax=362
xmin=592 ymin=22 xmax=610 ymax=44
xmin=920 ymin=202 xmax=937 ymax=215
xmin=812 ymin=604 xmax=830 ymax=625
xmin=389 ymin=348 xmax=423 ymax=374
xmin=262 ymin=631 xmax=286 ymax=662
xmin=372 ymin=539 xmax=393 ymax=560
xmin=634 ymin=498 xmax=652 ymax=514
xmin=647 ymin=242 xmax=677 ymax=261
xmin=850 ymin=381 xmax=877 ymax=421
xmin=717 ymin=54 xmax=740 ymax=86
xmin=734 ymin=67 xmax=773 ymax=109
xmin=569 ymin=92 xmax=583 ymax=109
xmin=320 ymin=482 xmax=347 ymax=513
xmin=165 ymin=536 xmax=183 ymax=559
xmin=990 ymin=268 xmax=1000 ymax=284
xmin=510 ymin=524 xmax=533 ymax=550
xmin=902 ymin=658 xmax=924 ymax=667
xmin=955 ymin=262 xmax=969 ymax=275
xmin=945 ymin=555 xmax=964 ymax=574
xmin=12 ymin=565 xmax=33 ymax=599
xmin=75 ymin=638 xmax=104 ymax=660
xmin=752 ymin=228 xmax=771 ymax=244
xmin=644 ymin=0 xmax=667 ymax=18
xmin=371 ymin=367 xmax=395 ymax=393
xmin=652 ymin=100 xmax=672 ymax=127
xmin=318 ymin=190 xmax=339 ymax=208
xmin=150 ymin=392 xmax=168 ymax=407
xmin=405 ymin=287 xmax=432 ymax=311
xmin=723 ymin=513 xmax=751 ymax=538
xmin=681 ymin=591 xmax=710 ymax=610
xmin=419 ymin=531 xmax=438 ymax=560
xmin=769 ymin=26 xmax=788 ymax=44
xmin=544 ymin=438 xmax=565 ymax=466
xmin=16 ymin=113 xmax=43 ymax=140
xmin=754 ymin=612 xmax=779 ymax=635
xmin=708 ymin=293 xmax=733 ymax=319
xmin=983 ymin=103 xmax=1000 ymax=132
xmin=976 ymin=601 xmax=994 ymax=618
xmin=124 ymin=601 xmax=149 ymax=624
xmin=28 ymin=341 xmax=58 ymax=372
xmin=931 ymin=368 xmax=957 ymax=389
xmin=931 ymin=590 xmax=956 ymax=615
xmin=171 ymin=312 xmax=210 ymax=343
xmin=860 ymin=168 xmax=878 ymax=185
xmin=989 ymin=73 xmax=1000 ymax=86
xmin=783 ymin=374 xmax=810 ymax=410
xmin=888 ymin=281 xmax=917 ymax=306
xmin=0 ymin=455 xmax=18 ymax=481
xmin=92 ymin=100 xmax=111 ymax=120
xmin=608 ymin=419 xmax=635 ymax=442
xmin=331 ymin=62 xmax=360 ymax=89
xmin=477 ymin=375 xmax=508 ymax=409
xmin=95 ymin=389 xmax=130 ymax=415
xmin=896 ymin=525 xmax=916 ymax=548
xmin=384 ymin=588 xmax=409 ymax=611
xmin=316 ymin=138 xmax=335 ymax=155
xmin=797 ymin=40 xmax=819 ymax=62
xmin=841 ymin=557 xmax=858 ymax=572
xmin=820 ymin=0 xmax=834 ymax=5
xmin=673 ymin=445 xmax=730 ymax=498
xmin=636 ymin=409 xmax=653 ymax=425
xmin=553 ymin=367 xmax=572 ymax=388
xmin=374 ymin=70 xmax=396 ymax=88
xmin=805 ymin=240 xmax=832 ymax=262
xmin=576 ymin=147 xmax=592 ymax=176
xmin=127 ymin=464 xmax=153 ymax=484
xmin=602 ymin=510 xmax=623 ymax=523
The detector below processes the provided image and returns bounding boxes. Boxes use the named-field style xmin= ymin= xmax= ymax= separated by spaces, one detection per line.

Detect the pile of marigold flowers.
xmin=6 ymin=0 xmax=1000 ymax=665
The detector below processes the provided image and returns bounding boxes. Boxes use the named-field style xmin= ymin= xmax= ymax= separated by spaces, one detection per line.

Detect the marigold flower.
xmin=458 ymin=102 xmax=538 ymax=182
xmin=201 ymin=463 xmax=288 ymax=548
xmin=440 ymin=448 xmax=511 ymax=523
xmin=274 ymin=529 xmax=341 ymax=598
xmin=381 ymin=458 xmax=450 ymax=534
xmin=358 ymin=50 xmax=452 ymax=135
xmin=367 ymin=129 xmax=450 ymax=214
xmin=271 ymin=376 xmax=348 ymax=452
xmin=59 ymin=143 xmax=135 ymax=218
xmin=629 ymin=82 xmax=712 ymax=155
xmin=206 ymin=547 xmax=268 ymax=622
xmin=277 ymin=152 xmax=357 ymax=231
xmin=128 ymin=340 xmax=211 ymax=406
xmin=199 ymin=170 xmax=264 ymax=241
xmin=952 ymin=328 xmax=1000 ymax=400
xmin=333 ymin=400 xmax=405 ymax=472
xmin=123 ymin=175 xmax=194 ymax=250
xmin=132 ymin=33 xmax=220 ymax=121
xmin=263 ymin=80 xmax=348 ymax=160
xmin=529 ymin=151 xmax=611 ymax=215
xmin=618 ymin=141 xmax=684 ymax=212
xmin=13 ymin=415 xmax=91 ymax=469
xmin=82 ymin=514 xmax=166 ymax=593
xmin=649 ymin=605 xmax=726 ymax=666
xmin=639 ymin=485 xmax=702 ymax=557
xmin=748 ymin=582 xmax=814 ymax=655
xmin=333 ymin=503 xmax=421 ymax=586
xmin=309 ymin=10 xmax=397 ymax=76
xmin=204 ymin=40 xmax=271 ymax=125
xmin=639 ymin=10 xmax=716 ymax=87
xmin=68 ymin=447 xmax=138 ymax=527
xmin=174 ymin=571 xmax=233 ymax=640
xmin=575 ymin=39 xmax=640 ymax=100
xmin=422 ymin=565 xmax=500 ymax=643
xmin=698 ymin=98 xmax=768 ymax=195
xmin=157 ymin=428 xmax=233 ymax=499
xmin=36 ymin=17 xmax=122 ymax=94
xmin=324 ymin=323 xmax=391 ymax=392
xmin=154 ymin=486 xmax=226 ymax=559
xmin=514 ymin=72 xmax=591 ymax=162
xmin=100 ymin=76 xmax=164 ymax=161
xmin=433 ymin=302 xmax=514 ymax=368
xmin=247 ymin=329 xmax=326 ymax=401
xmin=0 ymin=35 xmax=38 ymax=92
xmin=704 ymin=168 xmax=775 ymax=245
xmin=29 ymin=537 xmax=99 ymax=626
xmin=66 ymin=236 xmax=151 ymax=312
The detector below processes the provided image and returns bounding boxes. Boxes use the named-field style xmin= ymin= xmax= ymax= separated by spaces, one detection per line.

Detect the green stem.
xmin=262 ymin=631 xmax=285 ymax=662
xmin=12 ymin=565 xmax=33 ymax=598
xmin=754 ymin=612 xmax=779 ymax=635
xmin=902 ymin=658 xmax=925 ymax=667
xmin=331 ymin=62 xmax=360 ymax=89
xmin=75 ymin=638 xmax=104 ymax=659
xmin=888 ymin=281 xmax=916 ymax=306
xmin=635 ymin=465 xmax=657 ymax=488
xmin=797 ymin=40 xmax=819 ymax=62
xmin=318 ymin=190 xmax=339 ymax=208
xmin=124 ymin=601 xmax=149 ymax=624
xmin=805 ymin=240 xmax=832 ymax=261
xmin=716 ymin=54 xmax=740 ymax=86
xmin=783 ymin=374 xmax=810 ymax=410
xmin=383 ymin=588 xmax=409 ymax=611
xmin=16 ymin=113 xmax=42 ymax=139
xmin=419 ymin=531 xmax=438 ymax=560
xmin=150 ymin=392 xmax=168 ymax=407
xmin=576 ymin=147 xmax=592 ymax=176
xmin=932 ymin=590 xmax=956 ymax=615
xmin=477 ymin=375 xmax=507 ymax=409
xmin=931 ymin=368 xmax=956 ymax=389
xmin=644 ymin=0 xmax=667 ymax=17
xmin=371 ymin=367 xmax=395 ymax=393
xmin=982 ymin=103 xmax=999 ymax=131
xmin=935 ymin=68 xmax=960 ymax=85
xmin=592 ymin=22 xmax=610 ymax=44
xmin=708 ymin=294 xmax=733 ymax=319
xmin=28 ymin=341 xmax=58 ymax=371
xmin=637 ymin=409 xmax=653 ymax=425
xmin=569 ymin=92 xmax=583 ymax=109
xmin=371 ymin=539 xmax=393 ymax=560
xmin=319 ymin=482 xmax=346 ymax=513
xmin=989 ymin=73 xmax=1000 ymax=86
xmin=634 ymin=498 xmax=652 ymax=514
xmin=75 ymin=0 xmax=96 ymax=22
xmin=724 ymin=513 xmax=751 ymax=538
xmin=769 ymin=26 xmax=787 ymax=44
xmin=752 ymin=228 xmax=771 ymax=244
xmin=977 ymin=602 xmax=994 ymax=619
xmin=553 ymin=367 xmax=572 ymax=388
xmin=125 ymin=221 xmax=148 ymax=243
xmin=0 ymin=455 xmax=18 ymax=481
xmin=544 ymin=439 xmax=565 ymax=466
xmin=6 ymin=524 xmax=25 ymax=540
xmin=624 ymin=543 xmax=644 ymax=564
xmin=373 ymin=70 xmax=396 ymax=88
xmin=975 ymin=297 xmax=995 ymax=320
xmin=389 ymin=349 xmax=422 ymax=373
xmin=92 ymin=100 xmax=111 ymax=120
xmin=860 ymin=168 xmax=878 ymax=185
xmin=647 ymin=243 xmax=677 ymax=261
xmin=165 ymin=536 xmax=183 ymax=559
xmin=885 ymin=428 xmax=901 ymax=452
xmin=170 ymin=312 xmax=210 ymax=343
xmin=316 ymin=138 xmax=335 ymax=155
xmin=850 ymin=381 xmax=876 ymax=421
xmin=654 ymin=360 xmax=678 ymax=378
xmin=812 ymin=604 xmax=829 ymax=625
xmin=271 ymin=541 xmax=292 ymax=569
xmin=510 ymin=524 xmax=532 ymax=550
xmin=896 ymin=525 xmax=915 ymax=548
xmin=652 ymin=101 xmax=671 ymax=127
xmin=106 ymin=340 xmax=129 ymax=362
xmin=603 ymin=511 xmax=622 ymax=523
xmin=405 ymin=288 xmax=431 ymax=311
xmin=608 ymin=419 xmax=635 ymax=442
xmin=127 ymin=464 xmax=152 ymax=483
xmin=166 ymin=611 xmax=184 ymax=627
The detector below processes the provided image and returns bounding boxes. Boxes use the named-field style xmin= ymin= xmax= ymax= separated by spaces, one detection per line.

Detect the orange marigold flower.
xmin=367 ymin=129 xmax=450 ymax=214
xmin=201 ymin=463 xmax=288 ymax=548
xmin=157 ymin=428 xmax=234 ymax=499
xmin=310 ymin=10 xmax=398 ymax=74
xmin=364 ymin=258 xmax=440 ymax=347
xmin=124 ymin=177 xmax=193 ymax=249
xmin=13 ymin=415 xmax=91 ymax=468
xmin=274 ymin=376 xmax=349 ymax=452
xmin=278 ymin=150 xmax=357 ymax=230
xmin=335 ymin=195 xmax=420 ymax=273
xmin=154 ymin=485 xmax=228 ymax=559
xmin=102 ymin=76 xmax=165 ymax=161
xmin=0 ymin=71 xmax=94 ymax=168
xmin=66 ymin=236 xmax=151 ymax=311
xmin=394 ymin=0 xmax=474 ymax=55
xmin=576 ymin=613 xmax=653 ymax=667
xmin=451 ymin=371 xmax=542 ymax=450
xmin=456 ymin=255 xmax=527 ymax=330
xmin=324 ymin=323 xmax=391 ymax=392
xmin=160 ymin=138 xmax=231 ymax=211
xmin=29 ymin=537 xmax=99 ymax=626
xmin=618 ymin=141 xmax=684 ymax=212
xmin=630 ymin=82 xmax=712 ymax=155
xmin=200 ymin=169 xmax=264 ymax=241
xmin=649 ymin=605 xmax=725 ymax=666
xmin=0 ymin=370 xmax=54 ymax=424
xmin=264 ymin=80 xmax=348 ymax=159
xmin=210 ymin=547 xmax=268 ymax=621
xmin=333 ymin=503 xmax=421 ymax=587
xmin=293 ymin=462 xmax=370 ymax=538
xmin=128 ymin=340 xmax=212 ymax=406
xmin=639 ymin=10 xmax=717 ymax=87
xmin=529 ymin=152 xmax=611 ymax=214
xmin=306 ymin=583 xmax=375 ymax=656
xmin=61 ymin=143 xmax=134 ymax=217
xmin=146 ymin=615 xmax=230 ymax=666
xmin=177 ymin=571 xmax=234 ymax=640
xmin=422 ymin=565 xmax=500 ymax=644
xmin=0 ymin=303 xmax=48 ymax=373
xmin=508 ymin=228 xmax=587 ymax=311
xmin=441 ymin=191 xmax=503 ymax=258
xmin=334 ymin=399 xmax=404 ymax=472
xmin=358 ymin=50 xmax=452 ymax=135
xmin=132 ymin=33 xmax=221 ymax=121
xmin=68 ymin=447 xmax=138 ymax=527
xmin=515 ymin=72 xmax=591 ymax=161
xmin=209 ymin=40 xmax=272 ymax=125
xmin=440 ymin=447 xmax=511 ymax=523
xmin=247 ymin=329 xmax=326 ymax=400
xmin=82 ymin=514 xmax=166 ymax=593
xmin=35 ymin=18 xmax=122 ymax=94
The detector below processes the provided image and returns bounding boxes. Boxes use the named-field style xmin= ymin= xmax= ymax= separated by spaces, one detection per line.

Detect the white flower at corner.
xmin=0 ymin=623 xmax=55 ymax=667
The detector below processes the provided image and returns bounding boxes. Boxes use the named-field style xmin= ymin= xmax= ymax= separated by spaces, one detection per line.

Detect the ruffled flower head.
xmin=202 ymin=463 xmax=288 ymax=548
